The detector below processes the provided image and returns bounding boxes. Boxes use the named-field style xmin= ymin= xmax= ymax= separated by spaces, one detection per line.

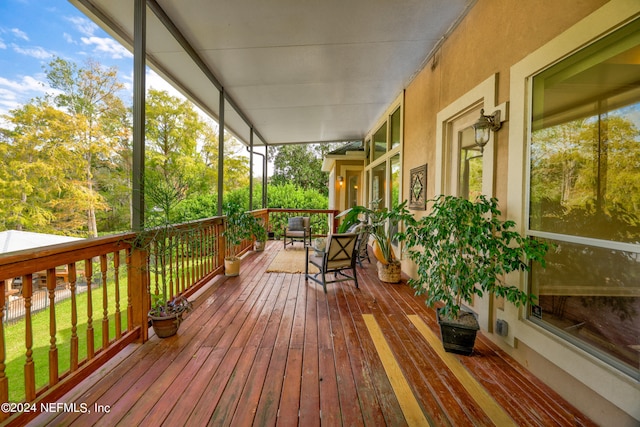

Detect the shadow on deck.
xmin=28 ymin=241 xmax=595 ymax=426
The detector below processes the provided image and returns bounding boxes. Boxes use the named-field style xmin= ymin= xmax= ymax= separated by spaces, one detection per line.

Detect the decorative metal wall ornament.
xmin=409 ymin=164 xmax=427 ymax=210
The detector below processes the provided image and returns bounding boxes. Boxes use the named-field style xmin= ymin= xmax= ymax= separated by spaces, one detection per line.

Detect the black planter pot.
xmin=436 ymin=308 xmax=480 ymax=356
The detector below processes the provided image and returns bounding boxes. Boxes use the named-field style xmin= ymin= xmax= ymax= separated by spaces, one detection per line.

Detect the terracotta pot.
xmin=149 ymin=313 xmax=181 ymax=338
xmin=224 ymin=257 xmax=241 ymax=276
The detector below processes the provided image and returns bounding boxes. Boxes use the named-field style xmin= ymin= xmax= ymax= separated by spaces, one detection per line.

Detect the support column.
xmin=132 ymin=0 xmax=146 ymax=231
xmin=249 ymin=128 xmax=254 ymax=210
xmin=217 ymin=89 xmax=225 ymax=216
xmin=263 ymin=145 xmax=268 ymax=208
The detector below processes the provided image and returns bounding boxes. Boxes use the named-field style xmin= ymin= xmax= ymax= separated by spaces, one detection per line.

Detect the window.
xmin=458 ymin=127 xmax=482 ymax=200
xmin=365 ymin=97 xmax=403 ymax=252
xmin=372 ymin=123 xmax=387 ymax=162
xmin=528 ymin=19 xmax=640 ymax=376
xmin=390 ymin=107 xmax=401 ymax=149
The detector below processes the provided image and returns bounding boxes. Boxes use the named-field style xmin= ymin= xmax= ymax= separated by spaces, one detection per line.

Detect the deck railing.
xmin=0 ymin=208 xmax=333 ymax=425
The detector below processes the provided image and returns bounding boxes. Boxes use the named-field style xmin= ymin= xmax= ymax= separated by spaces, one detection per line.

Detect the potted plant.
xmin=223 ymin=202 xmax=254 ymax=276
xmin=136 ymin=174 xmax=194 ymax=338
xmin=338 ymin=200 xmax=409 ymax=283
xmin=251 ymin=216 xmax=268 ymax=252
xmin=148 ymin=293 xmax=193 ymax=338
xmin=399 ymin=195 xmax=548 ymax=355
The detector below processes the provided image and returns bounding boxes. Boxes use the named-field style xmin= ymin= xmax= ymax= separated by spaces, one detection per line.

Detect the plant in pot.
xmin=399 ymin=195 xmax=548 ymax=355
xmin=223 ymin=202 xmax=254 ymax=276
xmin=338 ymin=200 xmax=410 ymax=283
xmin=251 ymin=216 xmax=268 ymax=252
xmin=138 ymin=174 xmax=193 ymax=338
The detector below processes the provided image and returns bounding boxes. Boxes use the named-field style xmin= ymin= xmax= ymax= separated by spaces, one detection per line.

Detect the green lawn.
xmin=4 ymin=276 xmax=130 ymax=403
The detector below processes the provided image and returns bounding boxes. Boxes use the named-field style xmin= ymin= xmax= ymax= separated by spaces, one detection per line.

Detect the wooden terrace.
xmin=26 ymin=241 xmax=595 ymax=427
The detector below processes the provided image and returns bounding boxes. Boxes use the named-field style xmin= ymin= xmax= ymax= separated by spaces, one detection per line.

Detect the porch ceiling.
xmin=71 ymin=0 xmax=474 ymax=146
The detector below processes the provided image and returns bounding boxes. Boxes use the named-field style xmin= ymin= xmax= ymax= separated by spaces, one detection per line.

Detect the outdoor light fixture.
xmin=472 ymin=108 xmax=502 ymax=152
xmin=337 ymin=176 xmax=344 ymax=185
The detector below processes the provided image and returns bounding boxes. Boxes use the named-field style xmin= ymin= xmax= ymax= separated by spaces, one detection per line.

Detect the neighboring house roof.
xmin=0 ymin=230 xmax=84 ymax=255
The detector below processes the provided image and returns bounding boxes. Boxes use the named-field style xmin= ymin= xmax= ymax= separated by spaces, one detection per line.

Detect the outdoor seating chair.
xmin=347 ymin=223 xmax=371 ymax=267
xmin=305 ymin=233 xmax=359 ymax=293
xmin=283 ymin=216 xmax=311 ymax=249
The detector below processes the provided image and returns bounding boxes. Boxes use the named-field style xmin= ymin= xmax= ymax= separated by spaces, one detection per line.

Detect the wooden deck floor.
xmin=29 ymin=241 xmax=595 ymax=426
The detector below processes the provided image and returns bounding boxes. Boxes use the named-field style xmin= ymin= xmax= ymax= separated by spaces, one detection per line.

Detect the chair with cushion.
xmin=283 ymin=216 xmax=311 ymax=249
xmin=305 ymin=233 xmax=358 ymax=293
xmin=347 ymin=223 xmax=371 ymax=267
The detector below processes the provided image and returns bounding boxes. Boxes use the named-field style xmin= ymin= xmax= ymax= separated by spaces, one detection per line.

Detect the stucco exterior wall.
xmin=398 ymin=0 xmax=639 ymax=425
xmin=404 ymin=0 xmax=608 ymax=210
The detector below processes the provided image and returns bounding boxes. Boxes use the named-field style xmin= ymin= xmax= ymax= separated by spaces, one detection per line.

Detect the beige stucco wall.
xmin=403 ymin=0 xmax=608 ymax=209
xmin=397 ymin=0 xmax=639 ymax=425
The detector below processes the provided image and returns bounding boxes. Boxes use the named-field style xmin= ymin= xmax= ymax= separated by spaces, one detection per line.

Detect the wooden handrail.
xmin=0 ymin=209 xmax=331 ymax=424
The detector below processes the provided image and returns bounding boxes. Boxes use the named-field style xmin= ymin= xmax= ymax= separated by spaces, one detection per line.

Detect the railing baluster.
xmin=69 ymin=263 xmax=79 ymax=371
xmin=168 ymin=234 xmax=175 ymax=300
xmin=23 ymin=274 xmax=35 ymax=401
xmin=180 ymin=233 xmax=186 ymax=293
xmin=153 ymin=242 xmax=159 ymax=298
xmin=114 ymin=252 xmax=122 ymax=339
xmin=0 ymin=280 xmax=7 ymax=421
xmin=85 ymin=260 xmax=94 ymax=360
xmin=126 ymin=248 xmax=133 ymax=332
xmin=100 ymin=254 xmax=109 ymax=349
xmin=46 ymin=268 xmax=59 ymax=386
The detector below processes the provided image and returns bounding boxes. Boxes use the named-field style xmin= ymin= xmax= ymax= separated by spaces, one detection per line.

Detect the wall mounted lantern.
xmin=337 ymin=176 xmax=344 ymax=185
xmin=472 ymin=109 xmax=502 ymax=152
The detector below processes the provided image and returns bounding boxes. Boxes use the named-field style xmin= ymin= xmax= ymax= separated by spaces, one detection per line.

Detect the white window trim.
xmin=434 ymin=74 xmax=506 ymax=198
xmin=508 ymin=0 xmax=640 ymax=417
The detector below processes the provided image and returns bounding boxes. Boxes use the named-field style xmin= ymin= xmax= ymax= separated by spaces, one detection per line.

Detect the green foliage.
xmin=399 ymin=195 xmax=549 ymax=319
xmin=223 ymin=201 xmax=254 ymax=259
xmin=270 ymin=144 xmax=337 ymax=195
xmin=266 ymin=183 xmax=329 ymax=236
xmin=172 ymin=194 xmax=218 ymax=223
xmin=337 ymin=200 xmax=410 ymax=263
xmin=267 ymin=183 xmax=328 ymax=210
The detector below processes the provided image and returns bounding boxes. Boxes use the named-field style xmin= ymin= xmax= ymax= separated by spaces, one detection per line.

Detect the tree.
xmin=199 ymin=124 xmax=250 ymax=195
xmin=0 ymin=99 xmax=73 ymax=231
xmin=45 ymin=57 xmax=128 ymax=237
xmin=270 ymin=143 xmax=337 ymax=195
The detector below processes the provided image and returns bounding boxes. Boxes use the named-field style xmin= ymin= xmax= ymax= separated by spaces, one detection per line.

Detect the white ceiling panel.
xmin=71 ymin=0 xmax=474 ymax=145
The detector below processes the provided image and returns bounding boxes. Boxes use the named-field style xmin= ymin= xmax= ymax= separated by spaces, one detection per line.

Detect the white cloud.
xmin=66 ymin=16 xmax=97 ymax=37
xmin=0 ymin=39 xmax=6 ymax=49
xmin=0 ymin=75 xmax=54 ymax=117
xmin=10 ymin=28 xmax=29 ymax=41
xmin=80 ymin=36 xmax=132 ymax=60
xmin=63 ymin=33 xmax=74 ymax=44
xmin=12 ymin=44 xmax=54 ymax=60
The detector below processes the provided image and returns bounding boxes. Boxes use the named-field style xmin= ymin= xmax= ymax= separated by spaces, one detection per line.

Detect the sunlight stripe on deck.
xmin=408 ymin=314 xmax=518 ymax=427
xmin=363 ymin=313 xmax=433 ymax=427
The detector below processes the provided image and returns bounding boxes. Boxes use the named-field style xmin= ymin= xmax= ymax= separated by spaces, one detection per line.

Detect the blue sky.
xmin=0 ymin=0 xmax=176 ymax=118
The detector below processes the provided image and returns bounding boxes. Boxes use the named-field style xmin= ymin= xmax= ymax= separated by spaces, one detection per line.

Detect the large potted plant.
xmin=138 ymin=174 xmax=193 ymax=338
xmin=399 ymin=195 xmax=548 ymax=355
xmin=250 ymin=216 xmax=268 ymax=252
xmin=223 ymin=202 xmax=254 ymax=276
xmin=338 ymin=200 xmax=409 ymax=283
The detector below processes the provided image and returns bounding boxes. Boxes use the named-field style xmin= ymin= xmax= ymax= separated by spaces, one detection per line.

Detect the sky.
xmin=0 ymin=0 xmax=184 ymax=118
xmin=0 ymin=0 xmax=265 ymax=172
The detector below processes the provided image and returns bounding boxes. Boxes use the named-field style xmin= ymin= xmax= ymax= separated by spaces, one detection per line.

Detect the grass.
xmin=3 ymin=255 xmax=212 ymax=403
xmin=4 ymin=273 xmax=130 ymax=403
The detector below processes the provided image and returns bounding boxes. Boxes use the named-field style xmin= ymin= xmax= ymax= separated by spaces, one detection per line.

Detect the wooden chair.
xmin=283 ymin=216 xmax=311 ymax=249
xmin=305 ymin=233 xmax=358 ymax=293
